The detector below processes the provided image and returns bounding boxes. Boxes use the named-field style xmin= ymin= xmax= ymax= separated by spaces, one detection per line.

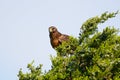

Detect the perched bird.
xmin=49 ymin=26 xmax=69 ymax=48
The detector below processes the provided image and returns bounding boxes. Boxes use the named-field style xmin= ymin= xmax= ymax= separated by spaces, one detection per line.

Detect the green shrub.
xmin=18 ymin=11 xmax=120 ymax=80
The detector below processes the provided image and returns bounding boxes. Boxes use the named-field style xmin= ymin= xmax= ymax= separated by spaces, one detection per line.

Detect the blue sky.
xmin=0 ymin=0 xmax=120 ymax=80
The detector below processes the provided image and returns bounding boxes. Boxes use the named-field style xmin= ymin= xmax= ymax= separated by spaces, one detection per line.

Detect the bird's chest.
xmin=51 ymin=39 xmax=60 ymax=48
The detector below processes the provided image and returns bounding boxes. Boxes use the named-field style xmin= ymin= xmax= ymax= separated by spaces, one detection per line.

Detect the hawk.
xmin=49 ymin=26 xmax=69 ymax=48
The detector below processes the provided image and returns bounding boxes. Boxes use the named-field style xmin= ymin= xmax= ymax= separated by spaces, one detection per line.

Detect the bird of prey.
xmin=49 ymin=26 xmax=69 ymax=48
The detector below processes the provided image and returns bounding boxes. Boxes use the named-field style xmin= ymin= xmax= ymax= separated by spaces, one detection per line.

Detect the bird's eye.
xmin=52 ymin=28 xmax=56 ymax=32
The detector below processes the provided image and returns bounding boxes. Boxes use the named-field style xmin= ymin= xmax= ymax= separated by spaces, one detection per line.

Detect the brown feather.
xmin=49 ymin=26 xmax=69 ymax=48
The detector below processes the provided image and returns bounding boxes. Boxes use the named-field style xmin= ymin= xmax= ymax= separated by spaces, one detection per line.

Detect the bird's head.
xmin=49 ymin=26 xmax=58 ymax=33
xmin=49 ymin=26 xmax=61 ymax=39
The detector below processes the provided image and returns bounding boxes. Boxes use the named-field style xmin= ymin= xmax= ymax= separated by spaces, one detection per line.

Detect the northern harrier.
xmin=49 ymin=26 xmax=69 ymax=48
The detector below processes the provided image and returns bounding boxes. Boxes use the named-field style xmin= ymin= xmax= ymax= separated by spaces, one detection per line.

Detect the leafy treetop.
xmin=18 ymin=11 xmax=120 ymax=80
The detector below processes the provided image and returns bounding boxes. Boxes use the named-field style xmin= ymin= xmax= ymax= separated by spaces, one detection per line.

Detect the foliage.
xmin=18 ymin=61 xmax=43 ymax=80
xmin=18 ymin=11 xmax=120 ymax=80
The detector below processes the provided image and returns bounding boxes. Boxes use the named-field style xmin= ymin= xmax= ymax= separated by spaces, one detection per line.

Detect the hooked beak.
xmin=49 ymin=27 xmax=53 ymax=32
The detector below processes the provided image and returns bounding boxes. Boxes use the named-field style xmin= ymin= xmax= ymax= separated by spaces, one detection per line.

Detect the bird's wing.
xmin=58 ymin=34 xmax=69 ymax=43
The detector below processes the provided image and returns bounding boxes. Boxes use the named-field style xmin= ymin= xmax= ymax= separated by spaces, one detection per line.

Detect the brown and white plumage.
xmin=49 ymin=26 xmax=69 ymax=48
